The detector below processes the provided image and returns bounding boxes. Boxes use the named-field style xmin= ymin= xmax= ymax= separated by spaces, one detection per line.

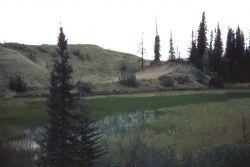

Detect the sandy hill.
xmin=0 ymin=43 xmax=209 ymax=96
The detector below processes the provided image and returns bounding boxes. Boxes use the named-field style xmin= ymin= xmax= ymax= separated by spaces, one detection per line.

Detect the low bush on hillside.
xmin=26 ymin=53 xmax=36 ymax=62
xmin=78 ymin=81 xmax=92 ymax=95
xmin=119 ymin=72 xmax=137 ymax=87
xmin=1 ymin=42 xmax=30 ymax=52
xmin=191 ymin=67 xmax=209 ymax=85
xmin=175 ymin=75 xmax=190 ymax=84
xmin=119 ymin=61 xmax=139 ymax=73
xmin=71 ymin=49 xmax=91 ymax=61
xmin=159 ymin=75 xmax=175 ymax=87
xmin=36 ymin=46 xmax=49 ymax=53
xmin=8 ymin=73 xmax=27 ymax=92
xmin=50 ymin=51 xmax=58 ymax=57
xmin=209 ymin=76 xmax=224 ymax=88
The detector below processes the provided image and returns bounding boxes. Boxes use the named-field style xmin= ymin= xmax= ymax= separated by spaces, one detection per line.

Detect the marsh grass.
xmin=1 ymin=90 xmax=250 ymax=142
xmin=0 ymin=98 xmax=46 ymax=142
xmin=1 ymin=90 xmax=250 ymax=166
xmin=99 ymin=98 xmax=250 ymax=166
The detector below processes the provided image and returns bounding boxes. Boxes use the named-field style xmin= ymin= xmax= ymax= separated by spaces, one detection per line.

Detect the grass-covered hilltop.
xmin=0 ymin=42 xmax=212 ymax=97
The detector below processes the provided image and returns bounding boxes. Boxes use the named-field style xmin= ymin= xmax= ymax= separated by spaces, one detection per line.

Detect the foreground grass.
xmin=0 ymin=89 xmax=250 ymax=142
xmin=142 ymin=98 xmax=250 ymax=152
xmin=100 ymin=97 xmax=250 ymax=166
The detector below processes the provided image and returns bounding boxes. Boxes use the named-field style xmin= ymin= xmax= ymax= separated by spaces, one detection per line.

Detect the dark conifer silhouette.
xmin=196 ymin=12 xmax=208 ymax=69
xmin=37 ymin=27 xmax=104 ymax=167
xmin=223 ymin=28 xmax=236 ymax=81
xmin=189 ymin=30 xmax=197 ymax=65
xmin=70 ymin=102 xmax=105 ymax=167
xmin=37 ymin=27 xmax=76 ymax=167
xmin=168 ymin=30 xmax=175 ymax=61
xmin=153 ymin=19 xmax=161 ymax=62
xmin=211 ymin=24 xmax=223 ymax=76
xmin=208 ymin=30 xmax=214 ymax=72
xmin=235 ymin=26 xmax=246 ymax=81
xmin=235 ymin=26 xmax=245 ymax=60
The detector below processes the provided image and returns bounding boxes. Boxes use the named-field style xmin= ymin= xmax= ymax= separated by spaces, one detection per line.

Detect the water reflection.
xmin=5 ymin=109 xmax=155 ymax=150
xmin=6 ymin=127 xmax=43 ymax=150
xmin=96 ymin=109 xmax=155 ymax=138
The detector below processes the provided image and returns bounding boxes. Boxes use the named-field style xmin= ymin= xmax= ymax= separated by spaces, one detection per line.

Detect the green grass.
xmin=1 ymin=89 xmax=250 ymax=142
xmin=87 ymin=90 xmax=250 ymax=119
xmin=1 ymin=89 xmax=250 ymax=166
xmin=144 ymin=98 xmax=250 ymax=152
xmin=103 ymin=97 xmax=250 ymax=159
xmin=0 ymin=98 xmax=46 ymax=142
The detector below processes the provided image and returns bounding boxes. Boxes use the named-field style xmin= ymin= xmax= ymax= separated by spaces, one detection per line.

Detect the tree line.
xmin=189 ymin=11 xmax=250 ymax=82
xmin=153 ymin=12 xmax=250 ymax=83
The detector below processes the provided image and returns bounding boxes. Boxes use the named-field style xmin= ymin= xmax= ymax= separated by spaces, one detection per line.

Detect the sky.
xmin=0 ymin=0 xmax=250 ymax=60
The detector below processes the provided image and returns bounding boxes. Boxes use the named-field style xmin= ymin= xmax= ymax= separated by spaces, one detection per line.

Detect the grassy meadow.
xmin=1 ymin=89 xmax=250 ymax=166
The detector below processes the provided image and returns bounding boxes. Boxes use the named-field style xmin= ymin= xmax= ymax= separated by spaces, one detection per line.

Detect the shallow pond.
xmin=4 ymin=127 xmax=43 ymax=150
xmin=4 ymin=109 xmax=156 ymax=151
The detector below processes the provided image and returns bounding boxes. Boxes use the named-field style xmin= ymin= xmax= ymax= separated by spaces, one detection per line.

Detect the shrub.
xmin=2 ymin=42 xmax=30 ymax=52
xmin=119 ymin=61 xmax=139 ymax=73
xmin=100 ymin=136 xmax=174 ymax=167
xmin=209 ymin=76 xmax=224 ymax=88
xmin=71 ymin=49 xmax=81 ymax=57
xmin=78 ymin=81 xmax=92 ymax=95
xmin=119 ymin=72 xmax=137 ymax=87
xmin=175 ymin=75 xmax=190 ymax=84
xmin=191 ymin=67 xmax=209 ymax=85
xmin=8 ymin=73 xmax=27 ymax=92
xmin=50 ymin=51 xmax=58 ymax=57
xmin=26 ymin=53 xmax=36 ymax=62
xmin=80 ymin=53 xmax=90 ymax=61
xmin=71 ymin=49 xmax=90 ymax=61
xmin=36 ymin=46 xmax=49 ymax=53
xmin=159 ymin=75 xmax=175 ymax=87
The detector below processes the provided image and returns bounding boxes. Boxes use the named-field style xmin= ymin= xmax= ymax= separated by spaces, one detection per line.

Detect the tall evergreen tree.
xmin=235 ymin=26 xmax=246 ymax=81
xmin=37 ymin=27 xmax=77 ymax=167
xmin=211 ymin=24 xmax=223 ymax=75
xmin=168 ymin=30 xmax=175 ymax=61
xmin=225 ymin=28 xmax=235 ymax=60
xmin=209 ymin=30 xmax=214 ymax=53
xmin=235 ymin=26 xmax=245 ymax=60
xmin=208 ymin=30 xmax=214 ymax=72
xmin=189 ymin=30 xmax=197 ymax=65
xmin=37 ymin=27 xmax=104 ymax=167
xmin=153 ymin=20 xmax=161 ymax=62
xmin=222 ymin=28 xmax=236 ymax=81
xmin=196 ymin=12 xmax=208 ymax=69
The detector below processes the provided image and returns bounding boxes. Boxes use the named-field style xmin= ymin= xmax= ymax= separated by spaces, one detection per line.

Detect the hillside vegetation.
xmin=0 ymin=43 xmax=210 ymax=96
xmin=0 ymin=43 xmax=141 ymax=86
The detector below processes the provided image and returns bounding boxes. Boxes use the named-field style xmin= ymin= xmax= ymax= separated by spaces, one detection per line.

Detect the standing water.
xmin=4 ymin=109 xmax=156 ymax=150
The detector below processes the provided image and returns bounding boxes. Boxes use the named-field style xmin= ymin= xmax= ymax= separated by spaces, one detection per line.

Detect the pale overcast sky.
xmin=0 ymin=0 xmax=250 ymax=60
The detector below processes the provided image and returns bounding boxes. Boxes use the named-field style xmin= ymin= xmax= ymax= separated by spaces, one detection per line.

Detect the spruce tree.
xmin=37 ymin=27 xmax=76 ymax=167
xmin=196 ymin=12 xmax=208 ymax=69
xmin=153 ymin=20 xmax=161 ymax=62
xmin=235 ymin=26 xmax=246 ymax=81
xmin=211 ymin=24 xmax=223 ymax=76
xmin=70 ymin=102 xmax=105 ymax=167
xmin=189 ymin=30 xmax=197 ymax=65
xmin=168 ymin=31 xmax=175 ymax=61
xmin=222 ymin=28 xmax=236 ymax=81
xmin=225 ymin=28 xmax=235 ymax=60
xmin=37 ymin=27 xmax=104 ymax=167
xmin=208 ymin=30 xmax=214 ymax=72
xmin=235 ymin=26 xmax=245 ymax=60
